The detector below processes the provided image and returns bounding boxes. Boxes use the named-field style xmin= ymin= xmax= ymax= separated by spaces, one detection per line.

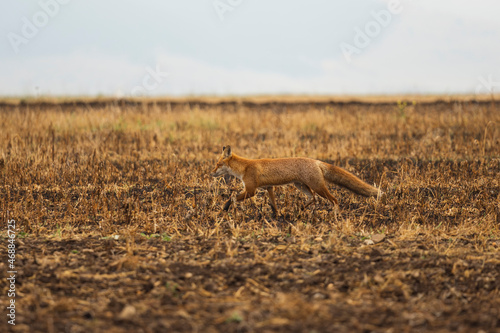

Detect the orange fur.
xmin=211 ymin=146 xmax=380 ymax=214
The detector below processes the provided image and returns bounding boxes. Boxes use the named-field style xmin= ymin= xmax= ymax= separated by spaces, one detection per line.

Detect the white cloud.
xmin=0 ymin=52 xmax=322 ymax=96
xmin=0 ymin=0 xmax=499 ymax=96
xmin=0 ymin=52 xmax=146 ymax=96
xmin=154 ymin=53 xmax=306 ymax=95
xmin=324 ymin=0 xmax=500 ymax=94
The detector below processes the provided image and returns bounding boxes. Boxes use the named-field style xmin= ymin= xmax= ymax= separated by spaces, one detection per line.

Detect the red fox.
xmin=211 ymin=146 xmax=380 ymax=214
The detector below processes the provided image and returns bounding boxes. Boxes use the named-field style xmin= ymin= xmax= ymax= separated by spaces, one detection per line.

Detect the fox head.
xmin=211 ymin=146 xmax=233 ymax=177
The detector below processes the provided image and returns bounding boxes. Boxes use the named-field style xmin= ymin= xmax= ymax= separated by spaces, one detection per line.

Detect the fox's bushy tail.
xmin=320 ymin=162 xmax=380 ymax=197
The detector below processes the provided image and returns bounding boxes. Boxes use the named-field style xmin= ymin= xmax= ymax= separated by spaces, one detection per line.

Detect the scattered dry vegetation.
xmin=0 ymin=97 xmax=499 ymax=332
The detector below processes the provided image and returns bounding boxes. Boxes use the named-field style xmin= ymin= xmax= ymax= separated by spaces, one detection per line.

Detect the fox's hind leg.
xmin=266 ymin=187 xmax=278 ymax=216
xmin=313 ymin=185 xmax=339 ymax=207
xmin=294 ymin=182 xmax=316 ymax=209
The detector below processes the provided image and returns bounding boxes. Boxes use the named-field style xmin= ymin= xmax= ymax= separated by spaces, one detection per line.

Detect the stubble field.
xmin=0 ymin=96 xmax=499 ymax=332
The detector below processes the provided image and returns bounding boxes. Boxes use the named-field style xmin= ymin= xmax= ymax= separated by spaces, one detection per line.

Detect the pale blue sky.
xmin=1 ymin=0 xmax=499 ymax=96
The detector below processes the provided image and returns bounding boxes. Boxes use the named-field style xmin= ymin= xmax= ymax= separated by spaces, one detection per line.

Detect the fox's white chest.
xmin=222 ymin=165 xmax=243 ymax=181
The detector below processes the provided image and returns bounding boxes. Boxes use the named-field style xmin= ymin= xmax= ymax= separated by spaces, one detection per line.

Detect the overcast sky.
xmin=1 ymin=0 xmax=499 ymax=96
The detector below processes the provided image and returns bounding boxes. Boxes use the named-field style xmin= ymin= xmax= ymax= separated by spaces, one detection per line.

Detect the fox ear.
xmin=224 ymin=145 xmax=232 ymax=157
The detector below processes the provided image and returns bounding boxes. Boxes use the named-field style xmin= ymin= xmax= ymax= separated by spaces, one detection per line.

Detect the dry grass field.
xmin=0 ymin=97 xmax=499 ymax=332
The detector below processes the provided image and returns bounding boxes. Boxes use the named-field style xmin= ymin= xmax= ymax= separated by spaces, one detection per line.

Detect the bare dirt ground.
xmin=1 ymin=97 xmax=499 ymax=332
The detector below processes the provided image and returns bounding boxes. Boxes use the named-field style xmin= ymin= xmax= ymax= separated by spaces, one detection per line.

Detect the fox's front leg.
xmin=223 ymin=186 xmax=256 ymax=211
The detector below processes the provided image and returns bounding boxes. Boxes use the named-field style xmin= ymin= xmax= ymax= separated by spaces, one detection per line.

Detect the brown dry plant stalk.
xmin=0 ymin=97 xmax=498 ymax=332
